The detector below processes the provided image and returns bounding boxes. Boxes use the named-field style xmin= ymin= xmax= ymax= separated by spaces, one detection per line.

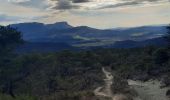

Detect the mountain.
xmin=11 ymin=22 xmax=167 ymax=47
xmin=11 ymin=22 xmax=73 ymax=41
xmin=46 ymin=22 xmax=73 ymax=30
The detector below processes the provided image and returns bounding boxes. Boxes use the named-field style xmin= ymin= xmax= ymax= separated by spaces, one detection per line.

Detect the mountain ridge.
xmin=10 ymin=22 xmax=167 ymax=49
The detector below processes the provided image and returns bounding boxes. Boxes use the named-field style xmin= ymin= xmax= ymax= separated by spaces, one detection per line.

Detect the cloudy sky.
xmin=0 ymin=0 xmax=170 ymax=28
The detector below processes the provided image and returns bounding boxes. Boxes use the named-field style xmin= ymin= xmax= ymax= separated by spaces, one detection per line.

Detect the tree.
xmin=0 ymin=25 xmax=23 ymax=67
xmin=0 ymin=25 xmax=23 ymax=53
xmin=153 ymin=48 xmax=169 ymax=65
xmin=166 ymin=25 xmax=170 ymax=47
xmin=0 ymin=25 xmax=23 ymax=97
xmin=111 ymin=75 xmax=129 ymax=94
xmin=0 ymin=25 xmax=23 ymax=73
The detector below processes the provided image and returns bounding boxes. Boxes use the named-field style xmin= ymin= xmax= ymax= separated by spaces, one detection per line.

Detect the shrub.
xmin=153 ymin=48 xmax=169 ymax=65
xmin=166 ymin=89 xmax=170 ymax=97
xmin=111 ymin=75 xmax=129 ymax=94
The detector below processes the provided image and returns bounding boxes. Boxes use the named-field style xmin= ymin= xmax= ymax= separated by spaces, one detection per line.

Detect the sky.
xmin=0 ymin=0 xmax=170 ymax=29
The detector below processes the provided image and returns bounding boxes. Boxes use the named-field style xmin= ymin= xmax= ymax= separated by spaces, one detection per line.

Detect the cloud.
xmin=52 ymin=0 xmax=79 ymax=10
xmin=7 ymin=0 xmax=30 ymax=3
xmin=8 ymin=0 xmax=50 ymax=10
xmin=72 ymin=0 xmax=89 ymax=3
xmin=50 ymin=0 xmax=90 ymax=10
xmin=0 ymin=14 xmax=21 ymax=22
xmin=6 ymin=0 xmax=170 ymax=11
xmin=96 ymin=1 xmax=140 ymax=9
xmin=49 ymin=0 xmax=170 ymax=10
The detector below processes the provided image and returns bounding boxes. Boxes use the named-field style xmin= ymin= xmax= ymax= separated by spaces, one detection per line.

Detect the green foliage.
xmin=153 ymin=48 xmax=169 ymax=65
xmin=111 ymin=74 xmax=138 ymax=98
xmin=111 ymin=75 xmax=129 ymax=94
xmin=0 ymin=25 xmax=23 ymax=75
xmin=0 ymin=51 xmax=104 ymax=99
xmin=0 ymin=93 xmax=37 ymax=100
xmin=0 ymin=25 xmax=23 ymax=53
xmin=0 ymin=25 xmax=23 ymax=98
xmin=166 ymin=89 xmax=170 ymax=97
xmin=166 ymin=25 xmax=170 ymax=47
xmin=167 ymin=25 xmax=170 ymax=35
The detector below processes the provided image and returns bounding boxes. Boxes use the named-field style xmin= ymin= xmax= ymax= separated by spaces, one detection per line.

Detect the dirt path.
xmin=128 ymin=79 xmax=170 ymax=100
xmin=94 ymin=67 xmax=114 ymax=98
xmin=94 ymin=68 xmax=133 ymax=100
xmin=94 ymin=68 xmax=141 ymax=100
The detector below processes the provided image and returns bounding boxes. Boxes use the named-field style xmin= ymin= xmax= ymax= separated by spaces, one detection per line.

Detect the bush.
xmin=162 ymin=75 xmax=170 ymax=86
xmin=111 ymin=75 xmax=138 ymax=97
xmin=166 ymin=89 xmax=170 ymax=97
xmin=153 ymin=48 xmax=169 ymax=65
xmin=0 ymin=93 xmax=37 ymax=100
xmin=111 ymin=75 xmax=129 ymax=94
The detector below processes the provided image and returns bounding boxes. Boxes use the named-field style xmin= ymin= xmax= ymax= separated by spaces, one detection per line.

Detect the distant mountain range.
xmin=11 ymin=22 xmax=168 ymax=52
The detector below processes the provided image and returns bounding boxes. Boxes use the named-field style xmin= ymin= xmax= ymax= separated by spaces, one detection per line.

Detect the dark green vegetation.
xmin=0 ymin=26 xmax=23 ymax=70
xmin=166 ymin=25 xmax=170 ymax=47
xmin=0 ymin=26 xmax=23 ymax=52
xmin=167 ymin=90 xmax=170 ymax=97
xmin=111 ymin=75 xmax=137 ymax=100
xmin=0 ymin=25 xmax=170 ymax=100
